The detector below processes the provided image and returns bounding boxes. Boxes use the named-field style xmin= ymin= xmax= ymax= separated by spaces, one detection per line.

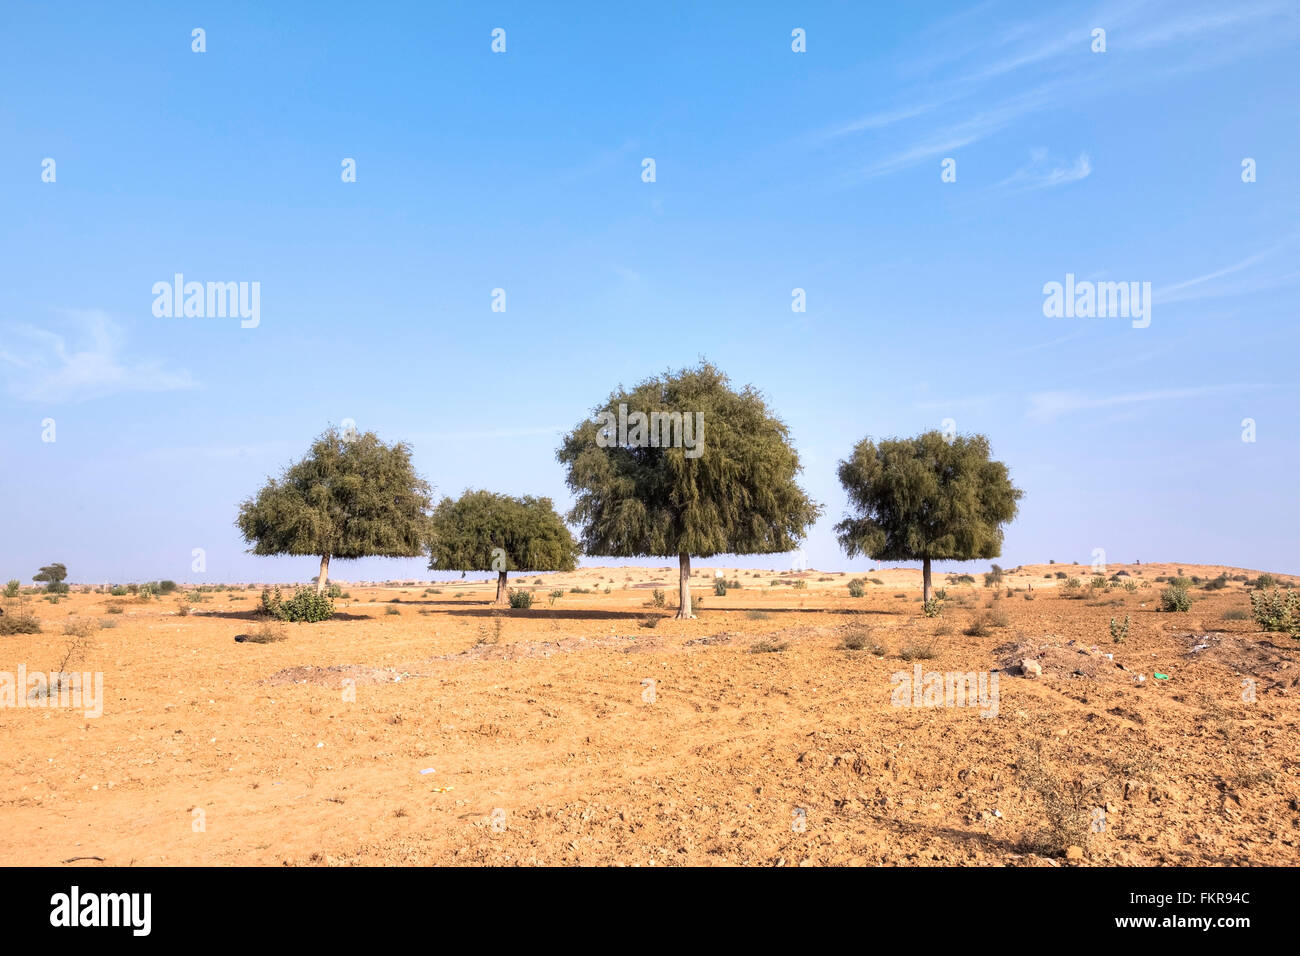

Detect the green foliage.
xmin=984 ymin=565 xmax=1004 ymax=588
xmin=109 ymin=585 xmax=128 ymax=596
xmin=508 ymin=589 xmax=534 ymax=609
xmin=260 ymin=586 xmax=335 ymax=623
xmin=650 ymin=588 xmax=666 ymax=608
xmin=1250 ymin=588 xmax=1300 ymax=636
xmin=33 ymin=563 xmax=68 ymax=591
xmin=1109 ymin=615 xmax=1130 ymax=644
xmin=1159 ymin=585 xmax=1191 ymax=612
xmin=713 ymin=579 xmax=728 ymax=596
xmin=3 ymin=580 xmax=20 ymax=599
xmin=557 ymin=361 xmax=820 ymax=565
xmin=922 ymin=597 xmax=944 ymax=618
xmin=157 ymin=580 xmax=178 ymax=594
xmin=1202 ymin=574 xmax=1228 ymax=591
xmin=1123 ymin=580 xmax=1139 ymax=593
xmin=791 ymin=579 xmax=807 ymax=589
xmin=1253 ymin=574 xmax=1278 ymax=589
xmin=326 ymin=583 xmax=344 ymax=598
xmin=548 ymin=589 xmax=564 ymax=606
xmin=835 ymin=431 xmax=1021 ymax=567
xmin=846 ymin=578 xmax=866 ymax=598
xmin=237 ymin=426 xmax=433 ymax=576
xmin=428 ymin=490 xmax=579 ymax=577
xmin=1090 ymin=575 xmax=1108 ymax=590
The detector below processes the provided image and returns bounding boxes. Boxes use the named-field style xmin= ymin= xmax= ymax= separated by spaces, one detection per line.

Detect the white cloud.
xmin=999 ymin=149 xmax=1092 ymax=190
xmin=1026 ymin=384 xmax=1266 ymax=421
xmin=0 ymin=310 xmax=196 ymax=403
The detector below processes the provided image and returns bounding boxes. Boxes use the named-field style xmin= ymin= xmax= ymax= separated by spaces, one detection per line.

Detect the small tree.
xmin=428 ymin=490 xmax=579 ymax=606
xmin=236 ymin=427 xmax=433 ymax=593
xmin=558 ymin=362 xmax=821 ymax=619
xmin=33 ymin=563 xmax=69 ymax=594
xmin=835 ymin=432 xmax=1022 ymax=604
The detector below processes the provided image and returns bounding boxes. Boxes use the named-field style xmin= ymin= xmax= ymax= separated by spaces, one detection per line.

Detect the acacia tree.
xmin=236 ymin=427 xmax=433 ymax=593
xmin=33 ymin=563 xmax=68 ymax=593
xmin=835 ymin=431 xmax=1022 ymax=604
xmin=557 ymin=362 xmax=821 ymax=619
xmin=428 ymin=490 xmax=580 ymax=605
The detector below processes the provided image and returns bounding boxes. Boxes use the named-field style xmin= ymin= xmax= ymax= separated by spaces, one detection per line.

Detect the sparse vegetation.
xmin=1159 ymin=585 xmax=1192 ymax=612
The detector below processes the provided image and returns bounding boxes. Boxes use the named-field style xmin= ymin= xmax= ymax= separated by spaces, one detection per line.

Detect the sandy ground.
xmin=2 ymin=561 xmax=1298 ymax=867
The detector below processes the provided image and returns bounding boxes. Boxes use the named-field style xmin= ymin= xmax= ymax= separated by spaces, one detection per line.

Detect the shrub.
xmin=109 ymin=585 xmax=128 ymax=596
xmin=949 ymin=574 xmax=976 ymax=585
xmin=385 ymin=605 xmax=401 ymax=615
xmin=650 ymin=589 xmax=666 ymax=608
xmin=984 ymin=565 xmax=1004 ymax=588
xmin=714 ymin=580 xmax=728 ymax=596
xmin=569 ymin=586 xmax=593 ymax=594
xmin=846 ymin=578 xmax=865 ymax=598
xmin=0 ymin=614 xmax=42 ymax=635
xmin=243 ymin=620 xmax=287 ymax=644
xmin=750 ymin=639 xmax=788 ymax=654
xmin=3 ymin=580 xmax=19 ymax=599
xmin=1253 ymin=574 xmax=1278 ymax=589
xmin=1202 ymin=575 xmax=1228 ymax=591
xmin=326 ymin=583 xmax=344 ymax=598
xmin=1222 ymin=608 xmax=1250 ymax=621
xmin=791 ymin=580 xmax=807 ymax=590
xmin=62 ymin=618 xmax=99 ymax=638
xmin=1250 ymin=588 xmax=1300 ymax=636
xmin=964 ymin=615 xmax=991 ymax=637
xmin=1054 ymin=571 xmax=1067 ymax=579
xmin=898 ymin=643 xmax=937 ymax=661
xmin=1159 ymin=585 xmax=1191 ymax=613
xmin=1090 ymin=576 xmax=1107 ymax=591
xmin=508 ymin=589 xmax=534 ymax=609
xmin=1169 ymin=576 xmax=1192 ymax=589
xmin=1123 ymin=580 xmax=1138 ymax=593
xmin=99 ymin=616 xmax=118 ymax=629
xmin=1109 ymin=615 xmax=1130 ymax=644
xmin=922 ymin=597 xmax=944 ymax=618
xmin=870 ymin=578 xmax=884 ymax=585
xmin=548 ymin=589 xmax=564 ymax=606
xmin=261 ymin=587 xmax=335 ymax=623
xmin=105 ymin=604 xmax=123 ymax=614
xmin=157 ymin=580 xmax=178 ymax=595
xmin=933 ymin=588 xmax=948 ymax=601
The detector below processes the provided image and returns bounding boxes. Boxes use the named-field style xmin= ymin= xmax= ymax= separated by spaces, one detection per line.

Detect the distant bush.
xmin=1253 ymin=574 xmax=1278 ymax=590
xmin=1124 ymin=580 xmax=1139 ymax=593
xmin=569 ymin=586 xmax=592 ymax=594
xmin=261 ymin=587 xmax=334 ymax=623
xmin=157 ymin=580 xmax=178 ymax=595
xmin=1169 ymin=576 xmax=1193 ymax=589
xmin=1202 ymin=575 xmax=1228 ymax=591
xmin=62 ymin=618 xmax=99 ymax=638
xmin=650 ymin=589 xmax=666 ymax=608
xmin=3 ymin=580 xmax=19 ymax=599
xmin=984 ymin=565 xmax=1004 ymax=588
xmin=714 ymin=580 xmax=728 ymax=596
xmin=385 ymin=605 xmax=401 ymax=615
xmin=846 ymin=578 xmax=865 ymax=598
xmin=508 ymin=589 xmax=534 ymax=609
xmin=1222 ymin=608 xmax=1250 ymax=621
xmin=326 ymin=583 xmax=344 ymax=598
xmin=105 ymin=604 xmax=124 ymax=614
xmin=898 ymin=643 xmax=937 ymax=661
xmin=750 ymin=639 xmax=788 ymax=654
xmin=548 ymin=589 xmax=564 ymax=606
xmin=1054 ymin=571 xmax=1067 ymax=579
xmin=922 ymin=597 xmax=944 ymax=618
xmin=243 ymin=620 xmax=287 ymax=644
xmin=1159 ymin=585 xmax=1191 ymax=612
xmin=791 ymin=580 xmax=807 ymax=590
xmin=1090 ymin=576 xmax=1108 ymax=591
xmin=949 ymin=574 xmax=976 ymax=585
xmin=1250 ymin=588 xmax=1299 ymax=636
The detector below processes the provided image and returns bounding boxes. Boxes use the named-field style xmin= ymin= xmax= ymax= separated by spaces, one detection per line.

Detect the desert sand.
xmin=1 ymin=562 xmax=1297 ymax=866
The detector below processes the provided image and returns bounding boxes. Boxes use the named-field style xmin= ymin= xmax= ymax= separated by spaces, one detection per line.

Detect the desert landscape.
xmin=3 ymin=561 xmax=1297 ymax=867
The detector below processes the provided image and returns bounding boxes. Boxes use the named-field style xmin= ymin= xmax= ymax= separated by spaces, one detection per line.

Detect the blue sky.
xmin=2 ymin=0 xmax=1297 ymax=584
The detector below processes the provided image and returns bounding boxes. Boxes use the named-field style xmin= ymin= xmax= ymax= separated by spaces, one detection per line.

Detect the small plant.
xmin=243 ymin=620 xmax=287 ymax=643
xmin=714 ymin=580 xmax=728 ymax=596
xmin=791 ymin=579 xmax=807 ymax=590
xmin=326 ymin=583 xmax=344 ymax=598
xmin=261 ymin=587 xmax=335 ymax=623
xmin=3 ymin=580 xmax=19 ymax=600
xmin=1123 ymin=580 xmax=1138 ymax=593
xmin=1159 ymin=585 xmax=1191 ymax=613
xmin=898 ymin=643 xmax=937 ymax=661
xmin=650 ymin=589 xmax=666 ymax=608
xmin=1109 ymin=615 xmax=1130 ymax=644
xmin=964 ymin=615 xmax=991 ymax=637
xmin=569 ymin=586 xmax=592 ymax=594
xmin=1253 ymin=574 xmax=1277 ymax=589
xmin=984 ymin=565 xmax=1004 ymax=588
xmin=750 ymin=639 xmax=788 ymax=654
xmin=548 ymin=589 xmax=564 ymax=606
xmin=1221 ymin=608 xmax=1250 ymax=621
xmin=99 ymin=616 xmax=118 ymax=629
xmin=846 ymin=578 xmax=866 ymax=598
xmin=105 ymin=604 xmax=124 ymax=614
xmin=933 ymin=588 xmax=948 ymax=601
xmin=385 ymin=605 xmax=401 ymax=615
xmin=1090 ymin=575 xmax=1108 ymax=591
xmin=508 ymin=589 xmax=534 ymax=609
xmin=639 ymin=615 xmax=660 ymax=629
xmin=1250 ymin=588 xmax=1300 ymax=636
xmin=922 ymin=597 xmax=944 ymax=618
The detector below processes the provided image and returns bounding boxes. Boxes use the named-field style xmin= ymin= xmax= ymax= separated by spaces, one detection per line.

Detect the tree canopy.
xmin=557 ymin=361 xmax=821 ymax=617
xmin=428 ymin=490 xmax=579 ymax=605
xmin=835 ymin=431 xmax=1022 ymax=602
xmin=236 ymin=427 xmax=433 ymax=592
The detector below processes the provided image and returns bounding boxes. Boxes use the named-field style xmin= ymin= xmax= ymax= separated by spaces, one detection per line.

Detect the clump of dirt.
xmin=995 ymin=636 xmax=1127 ymax=682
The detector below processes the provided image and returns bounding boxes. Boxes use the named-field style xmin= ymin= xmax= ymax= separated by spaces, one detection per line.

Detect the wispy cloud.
xmin=0 ymin=310 xmax=196 ymax=404
xmin=1154 ymin=240 xmax=1300 ymax=305
xmin=1027 ymin=383 xmax=1268 ymax=421
xmin=998 ymin=148 xmax=1091 ymax=190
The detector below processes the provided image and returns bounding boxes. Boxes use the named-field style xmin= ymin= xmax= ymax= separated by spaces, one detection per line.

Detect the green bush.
xmin=791 ymin=579 xmax=807 ymax=589
xmin=650 ymin=589 xmax=666 ymax=608
xmin=157 ymin=580 xmax=178 ymax=594
xmin=1159 ymin=585 xmax=1191 ymax=612
xmin=1250 ymin=588 xmax=1300 ymax=636
xmin=1253 ymin=574 xmax=1278 ymax=589
xmin=3 ymin=580 xmax=20 ymax=599
xmin=326 ymin=583 xmax=344 ymax=598
xmin=1202 ymin=574 xmax=1228 ymax=591
xmin=984 ymin=565 xmax=1004 ymax=588
xmin=508 ymin=589 xmax=534 ymax=609
xmin=260 ymin=587 xmax=335 ymax=623
xmin=714 ymin=580 xmax=728 ymax=596
xmin=1109 ymin=614 xmax=1130 ymax=644
xmin=846 ymin=578 xmax=865 ymax=598
xmin=922 ymin=597 xmax=944 ymax=618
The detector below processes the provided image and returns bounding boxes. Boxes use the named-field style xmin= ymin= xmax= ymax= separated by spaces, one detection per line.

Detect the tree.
xmin=33 ymin=563 xmax=68 ymax=593
xmin=557 ymin=362 xmax=821 ymax=619
xmin=835 ymin=431 xmax=1022 ymax=604
xmin=236 ymin=427 xmax=433 ymax=593
xmin=428 ymin=490 xmax=580 ymax=605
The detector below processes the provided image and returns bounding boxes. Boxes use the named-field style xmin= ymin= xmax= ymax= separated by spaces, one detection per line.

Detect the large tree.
xmin=236 ymin=427 xmax=433 ymax=593
xmin=835 ymin=431 xmax=1022 ymax=604
xmin=428 ymin=490 xmax=580 ymax=605
xmin=557 ymin=362 xmax=821 ymax=619
xmin=33 ymin=562 xmax=68 ymax=593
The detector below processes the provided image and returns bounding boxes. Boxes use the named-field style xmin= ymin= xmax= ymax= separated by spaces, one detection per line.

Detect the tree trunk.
xmin=922 ymin=557 xmax=932 ymax=604
xmin=316 ymin=554 xmax=331 ymax=594
xmin=495 ymin=570 xmax=509 ymax=606
xmin=676 ymin=552 xmax=694 ymax=619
